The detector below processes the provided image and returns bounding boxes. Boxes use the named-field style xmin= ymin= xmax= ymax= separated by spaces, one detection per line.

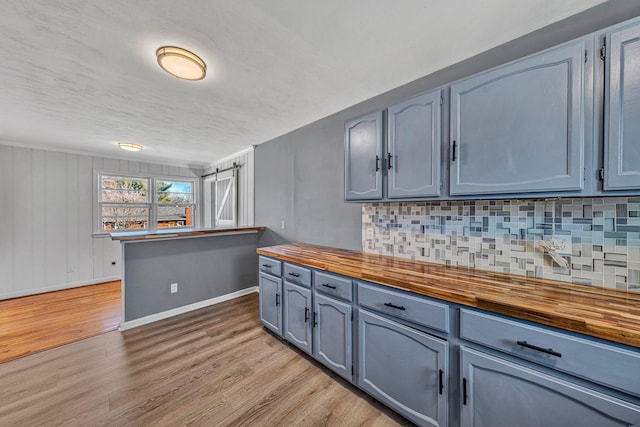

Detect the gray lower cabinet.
xmin=460 ymin=346 xmax=640 ymax=427
xmin=449 ymin=37 xmax=588 ymax=196
xmin=344 ymin=110 xmax=384 ymax=200
xmin=313 ymin=292 xmax=352 ymax=381
xmin=358 ymin=308 xmax=448 ymax=427
xmin=259 ymin=272 xmax=282 ymax=336
xmin=387 ymin=90 xmax=442 ymax=199
xmin=283 ymin=281 xmax=312 ymax=355
xmin=261 ymin=256 xmax=640 ymax=426
xmin=459 ymin=308 xmax=640 ymax=398
xmin=604 ymin=21 xmax=640 ymax=190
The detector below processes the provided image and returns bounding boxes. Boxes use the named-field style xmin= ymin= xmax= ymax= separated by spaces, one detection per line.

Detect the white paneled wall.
xmin=203 ymin=147 xmax=255 ymax=226
xmin=0 ymin=144 xmax=203 ymax=300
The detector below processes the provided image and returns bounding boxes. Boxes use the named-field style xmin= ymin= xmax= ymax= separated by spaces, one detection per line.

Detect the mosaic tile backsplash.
xmin=362 ymin=197 xmax=640 ymax=291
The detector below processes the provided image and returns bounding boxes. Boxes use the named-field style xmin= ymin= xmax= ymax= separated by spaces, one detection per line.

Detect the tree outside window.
xmin=100 ymin=175 xmax=150 ymax=230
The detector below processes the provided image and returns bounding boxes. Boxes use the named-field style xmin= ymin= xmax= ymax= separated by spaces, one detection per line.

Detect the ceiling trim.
xmin=206 ymin=145 xmax=255 ymax=169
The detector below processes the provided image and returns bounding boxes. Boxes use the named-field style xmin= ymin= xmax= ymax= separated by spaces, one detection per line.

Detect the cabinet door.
xmin=460 ymin=346 xmax=640 ymax=427
xmin=313 ymin=292 xmax=352 ymax=381
xmin=284 ymin=281 xmax=312 ymax=355
xmin=388 ymin=90 xmax=442 ymax=198
xmin=358 ymin=309 xmax=448 ymax=427
xmin=344 ymin=110 xmax=383 ymax=200
xmin=259 ymin=273 xmax=282 ymax=336
xmin=605 ymin=23 xmax=640 ymax=190
xmin=450 ymin=39 xmax=586 ymax=196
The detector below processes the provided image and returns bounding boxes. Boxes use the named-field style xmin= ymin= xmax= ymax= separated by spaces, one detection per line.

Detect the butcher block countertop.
xmin=257 ymin=243 xmax=640 ymax=348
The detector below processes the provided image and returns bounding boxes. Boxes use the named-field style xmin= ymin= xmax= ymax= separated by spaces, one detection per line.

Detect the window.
xmin=156 ymin=180 xmax=195 ymax=228
xmin=97 ymin=172 xmax=197 ymax=232
xmin=99 ymin=175 xmax=150 ymax=231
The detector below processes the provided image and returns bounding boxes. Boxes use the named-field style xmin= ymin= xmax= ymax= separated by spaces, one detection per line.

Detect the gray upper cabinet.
xmin=461 ymin=346 xmax=640 ymax=427
xmin=604 ymin=21 xmax=640 ymax=190
xmin=450 ymin=38 xmax=588 ymax=196
xmin=387 ymin=90 xmax=442 ymax=198
xmin=344 ymin=110 xmax=384 ymax=200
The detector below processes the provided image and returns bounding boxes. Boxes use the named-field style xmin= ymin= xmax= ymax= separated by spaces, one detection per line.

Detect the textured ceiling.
xmin=0 ymin=0 xmax=606 ymax=167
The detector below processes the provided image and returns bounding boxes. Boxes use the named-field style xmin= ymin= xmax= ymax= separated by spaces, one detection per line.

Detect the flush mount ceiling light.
xmin=117 ymin=142 xmax=143 ymax=152
xmin=156 ymin=46 xmax=206 ymax=80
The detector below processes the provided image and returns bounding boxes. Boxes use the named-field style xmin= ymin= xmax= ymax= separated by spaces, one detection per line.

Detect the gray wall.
xmin=123 ymin=233 xmax=259 ymax=321
xmin=255 ymin=116 xmax=362 ymax=249
xmin=255 ymin=0 xmax=640 ymax=251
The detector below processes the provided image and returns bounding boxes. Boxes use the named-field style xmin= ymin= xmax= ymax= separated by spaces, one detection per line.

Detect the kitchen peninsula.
xmin=112 ymin=226 xmax=265 ymax=329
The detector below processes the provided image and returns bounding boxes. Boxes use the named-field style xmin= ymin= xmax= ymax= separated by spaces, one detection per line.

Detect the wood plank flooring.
xmin=0 ymin=293 xmax=411 ymax=426
xmin=0 ymin=281 xmax=121 ymax=363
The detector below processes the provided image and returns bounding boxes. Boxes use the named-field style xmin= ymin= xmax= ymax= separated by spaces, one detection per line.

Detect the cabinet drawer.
xmin=357 ymin=282 xmax=449 ymax=333
xmin=283 ymin=263 xmax=311 ymax=288
xmin=313 ymin=271 xmax=353 ymax=302
xmin=259 ymin=256 xmax=281 ymax=277
xmin=460 ymin=309 xmax=640 ymax=397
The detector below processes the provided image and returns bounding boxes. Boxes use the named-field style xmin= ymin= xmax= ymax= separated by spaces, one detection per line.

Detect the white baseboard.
xmin=119 ymin=286 xmax=258 ymax=331
xmin=0 ymin=276 xmax=121 ymax=300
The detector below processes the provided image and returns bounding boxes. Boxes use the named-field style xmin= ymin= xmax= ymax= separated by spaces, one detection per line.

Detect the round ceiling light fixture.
xmin=156 ymin=46 xmax=206 ymax=80
xmin=117 ymin=142 xmax=143 ymax=152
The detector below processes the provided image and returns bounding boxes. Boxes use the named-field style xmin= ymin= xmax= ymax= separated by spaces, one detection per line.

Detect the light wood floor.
xmin=0 ymin=281 xmax=121 ymax=363
xmin=0 ymin=293 xmax=411 ymax=426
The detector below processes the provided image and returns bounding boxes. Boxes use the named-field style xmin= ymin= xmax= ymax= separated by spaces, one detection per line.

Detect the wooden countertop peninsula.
xmin=257 ymin=243 xmax=640 ymax=348
xmin=111 ymin=226 xmax=266 ymax=242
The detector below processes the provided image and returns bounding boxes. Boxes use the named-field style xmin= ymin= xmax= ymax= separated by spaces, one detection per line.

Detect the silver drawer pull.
xmin=516 ymin=340 xmax=562 ymax=358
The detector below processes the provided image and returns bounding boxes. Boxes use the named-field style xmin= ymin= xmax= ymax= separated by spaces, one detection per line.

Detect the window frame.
xmin=94 ymin=170 xmax=199 ymax=235
xmin=154 ymin=177 xmax=197 ymax=230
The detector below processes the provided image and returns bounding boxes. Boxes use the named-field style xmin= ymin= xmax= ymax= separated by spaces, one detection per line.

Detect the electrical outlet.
xmin=280 ymin=220 xmax=286 ymax=230
xmin=66 ymin=265 xmax=74 ymax=273
xmin=170 ymin=283 xmax=178 ymax=294
xmin=551 ymin=235 xmax=572 ymax=256
xmin=366 ymin=227 xmax=374 ymax=240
